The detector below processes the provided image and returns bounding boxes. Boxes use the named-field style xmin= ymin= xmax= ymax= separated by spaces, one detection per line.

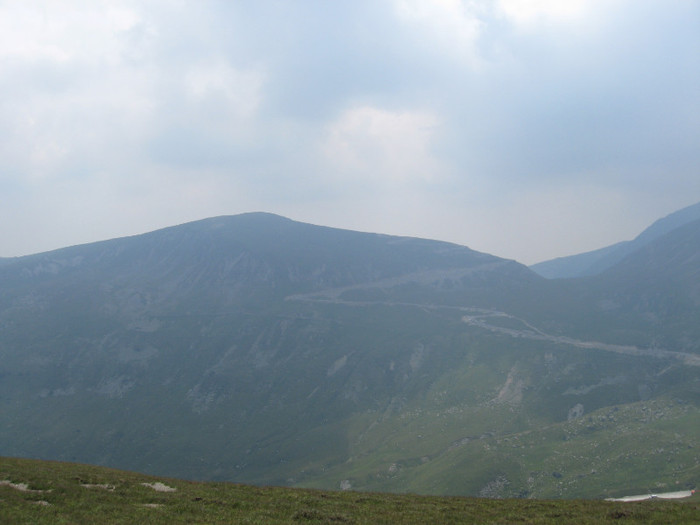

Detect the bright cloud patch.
xmin=322 ymin=107 xmax=442 ymax=186
xmin=0 ymin=3 xmax=142 ymax=64
xmin=392 ymin=0 xmax=484 ymax=64
xmin=497 ymin=0 xmax=590 ymax=27
xmin=185 ymin=62 xmax=264 ymax=119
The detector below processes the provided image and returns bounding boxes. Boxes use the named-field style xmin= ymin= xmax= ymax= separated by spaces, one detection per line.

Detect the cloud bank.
xmin=1 ymin=0 xmax=698 ymax=263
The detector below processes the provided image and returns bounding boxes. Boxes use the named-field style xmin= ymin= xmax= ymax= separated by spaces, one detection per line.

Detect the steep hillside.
xmin=517 ymin=218 xmax=700 ymax=354
xmin=531 ymin=201 xmax=700 ymax=279
xmin=574 ymin=218 xmax=700 ymax=353
xmin=0 ymin=213 xmax=698 ymax=498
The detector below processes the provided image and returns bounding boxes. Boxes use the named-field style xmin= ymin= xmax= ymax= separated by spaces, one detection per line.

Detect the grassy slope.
xmin=1 ymin=457 xmax=699 ymax=525
xmin=299 ymin=395 xmax=700 ymax=499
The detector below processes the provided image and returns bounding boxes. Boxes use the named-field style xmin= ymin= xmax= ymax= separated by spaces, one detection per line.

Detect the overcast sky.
xmin=1 ymin=0 xmax=698 ymax=264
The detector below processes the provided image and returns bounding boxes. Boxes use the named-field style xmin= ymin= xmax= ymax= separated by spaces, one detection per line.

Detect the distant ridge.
xmin=530 ymin=201 xmax=700 ymax=279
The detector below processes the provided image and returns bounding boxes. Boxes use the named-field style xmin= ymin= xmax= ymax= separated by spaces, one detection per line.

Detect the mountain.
xmin=530 ymin=201 xmax=700 ymax=279
xmin=0 ymin=212 xmax=698 ymax=499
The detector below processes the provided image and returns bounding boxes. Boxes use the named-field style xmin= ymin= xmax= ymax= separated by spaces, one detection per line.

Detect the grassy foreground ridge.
xmin=1 ymin=457 xmax=698 ymax=524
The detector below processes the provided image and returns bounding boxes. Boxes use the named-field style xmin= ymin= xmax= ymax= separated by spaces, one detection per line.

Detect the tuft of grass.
xmin=1 ymin=456 xmax=699 ymax=524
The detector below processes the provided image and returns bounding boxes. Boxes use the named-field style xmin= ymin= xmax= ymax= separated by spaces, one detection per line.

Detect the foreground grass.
xmin=1 ymin=457 xmax=698 ymax=524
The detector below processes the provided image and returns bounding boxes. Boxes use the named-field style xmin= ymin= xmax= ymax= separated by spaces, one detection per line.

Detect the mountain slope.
xmin=571 ymin=218 xmax=700 ymax=353
xmin=0 ymin=214 xmax=541 ymax=485
xmin=530 ymin=201 xmax=700 ymax=279
xmin=0 ymin=213 xmax=520 ymax=307
xmin=0 ymin=213 xmax=698 ymax=499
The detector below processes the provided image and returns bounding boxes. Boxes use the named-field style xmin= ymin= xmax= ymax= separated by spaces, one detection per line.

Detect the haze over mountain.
xmin=530 ymin=201 xmax=700 ymax=279
xmin=0 ymin=208 xmax=698 ymax=499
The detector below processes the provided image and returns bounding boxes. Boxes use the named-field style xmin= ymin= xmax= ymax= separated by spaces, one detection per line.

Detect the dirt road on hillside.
xmin=288 ymin=292 xmax=700 ymax=367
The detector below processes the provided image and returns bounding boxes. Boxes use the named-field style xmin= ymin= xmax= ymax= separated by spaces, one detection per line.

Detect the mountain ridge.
xmin=530 ymin=201 xmax=700 ymax=279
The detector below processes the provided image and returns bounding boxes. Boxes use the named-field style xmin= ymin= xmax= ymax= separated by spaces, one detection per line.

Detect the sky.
xmin=1 ymin=0 xmax=698 ymax=265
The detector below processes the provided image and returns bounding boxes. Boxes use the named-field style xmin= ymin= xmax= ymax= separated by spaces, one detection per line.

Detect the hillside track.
xmin=288 ymin=292 xmax=700 ymax=366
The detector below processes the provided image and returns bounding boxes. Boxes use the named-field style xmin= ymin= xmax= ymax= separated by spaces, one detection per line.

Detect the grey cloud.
xmin=434 ymin=1 xmax=700 ymax=192
xmin=216 ymin=1 xmax=444 ymax=118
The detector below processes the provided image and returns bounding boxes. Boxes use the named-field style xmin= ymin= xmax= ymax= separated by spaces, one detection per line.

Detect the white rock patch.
xmin=0 ymin=480 xmax=49 ymax=493
xmin=81 ymin=483 xmax=115 ymax=491
xmin=327 ymin=355 xmax=348 ymax=377
xmin=141 ymin=482 xmax=177 ymax=492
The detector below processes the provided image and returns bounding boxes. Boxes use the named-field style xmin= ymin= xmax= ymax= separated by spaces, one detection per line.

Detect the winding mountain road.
xmin=460 ymin=311 xmax=700 ymax=366
xmin=288 ymin=292 xmax=700 ymax=367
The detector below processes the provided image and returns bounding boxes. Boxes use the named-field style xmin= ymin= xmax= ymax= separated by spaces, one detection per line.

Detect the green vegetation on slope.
xmin=1 ymin=457 xmax=699 ymax=525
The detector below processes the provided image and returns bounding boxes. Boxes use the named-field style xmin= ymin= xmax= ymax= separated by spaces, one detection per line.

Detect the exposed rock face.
xmin=568 ymin=404 xmax=584 ymax=421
